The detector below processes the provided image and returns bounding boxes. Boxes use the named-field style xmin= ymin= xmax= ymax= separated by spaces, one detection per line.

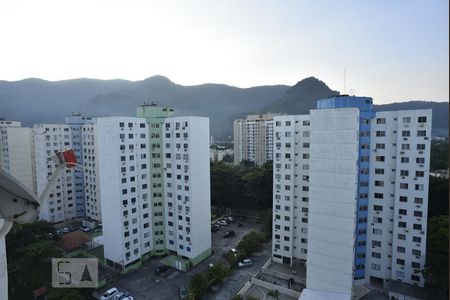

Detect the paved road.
xmin=205 ymin=241 xmax=271 ymax=300
xmin=98 ymin=218 xmax=269 ymax=300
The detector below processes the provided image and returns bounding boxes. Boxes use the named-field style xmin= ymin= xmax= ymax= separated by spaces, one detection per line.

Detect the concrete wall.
xmin=307 ymin=108 xmax=359 ymax=294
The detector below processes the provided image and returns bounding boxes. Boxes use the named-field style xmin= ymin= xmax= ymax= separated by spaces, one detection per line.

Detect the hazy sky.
xmin=0 ymin=0 xmax=448 ymax=104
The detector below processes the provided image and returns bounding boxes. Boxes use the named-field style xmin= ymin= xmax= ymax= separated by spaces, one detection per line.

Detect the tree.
xmin=47 ymin=288 xmax=86 ymax=300
xmin=189 ymin=273 xmax=208 ymax=300
xmin=222 ymin=154 xmax=233 ymax=163
xmin=424 ymin=216 xmax=449 ymax=299
xmin=428 ymin=176 xmax=449 ymax=217
xmin=207 ymin=263 xmax=230 ymax=284
xmin=6 ymin=221 xmax=62 ymax=300
xmin=430 ymin=140 xmax=448 ymax=170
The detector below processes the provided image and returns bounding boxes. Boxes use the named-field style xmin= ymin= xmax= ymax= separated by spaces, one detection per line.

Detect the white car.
xmin=100 ymin=287 xmax=118 ymax=300
xmin=238 ymin=259 xmax=253 ymax=268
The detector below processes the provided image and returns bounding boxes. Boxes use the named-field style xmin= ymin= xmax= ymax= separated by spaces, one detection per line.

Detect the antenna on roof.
xmin=343 ymin=69 xmax=346 ymax=95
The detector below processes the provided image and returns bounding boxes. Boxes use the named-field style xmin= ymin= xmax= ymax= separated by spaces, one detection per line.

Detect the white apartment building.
xmin=0 ymin=120 xmax=34 ymax=191
xmin=163 ymin=116 xmax=212 ymax=268
xmin=81 ymin=122 xmax=102 ymax=221
xmin=272 ymin=96 xmax=432 ymax=298
xmin=33 ymin=124 xmax=76 ymax=223
xmin=95 ymin=117 xmax=153 ymax=271
xmin=272 ymin=115 xmax=310 ymax=265
xmin=233 ymin=113 xmax=282 ymax=166
xmin=365 ymin=110 xmax=432 ymax=288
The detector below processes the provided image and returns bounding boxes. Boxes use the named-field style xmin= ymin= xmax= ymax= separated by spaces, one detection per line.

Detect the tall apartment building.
xmin=272 ymin=115 xmax=310 ymax=265
xmin=136 ymin=103 xmax=174 ymax=256
xmin=95 ymin=117 xmax=153 ymax=271
xmin=365 ymin=110 xmax=431 ymax=288
xmin=33 ymin=124 xmax=76 ymax=223
xmin=271 ymin=96 xmax=432 ymax=296
xmin=65 ymin=115 xmax=96 ymax=218
xmin=0 ymin=120 xmax=34 ymax=191
xmin=80 ymin=122 xmax=102 ymax=221
xmin=163 ymin=116 xmax=212 ymax=268
xmin=233 ymin=113 xmax=283 ymax=166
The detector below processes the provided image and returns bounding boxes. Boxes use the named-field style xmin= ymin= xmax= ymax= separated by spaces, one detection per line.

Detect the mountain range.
xmin=0 ymin=75 xmax=448 ymax=139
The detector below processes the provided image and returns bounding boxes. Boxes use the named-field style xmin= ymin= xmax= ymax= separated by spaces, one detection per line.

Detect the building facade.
xmin=233 ymin=113 xmax=282 ymax=166
xmin=272 ymin=115 xmax=310 ymax=265
xmin=33 ymin=124 xmax=76 ymax=223
xmin=95 ymin=117 xmax=153 ymax=271
xmin=163 ymin=116 xmax=212 ymax=268
xmin=271 ymin=96 xmax=432 ymax=296
xmin=136 ymin=103 xmax=175 ymax=256
xmin=65 ymin=115 xmax=96 ymax=218
xmin=80 ymin=122 xmax=102 ymax=221
xmin=0 ymin=120 xmax=34 ymax=192
xmin=365 ymin=110 xmax=432 ymax=288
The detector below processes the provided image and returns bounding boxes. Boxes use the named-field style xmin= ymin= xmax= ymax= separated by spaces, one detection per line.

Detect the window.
xmin=412 ymin=249 xmax=421 ymax=256
xmin=398 ymin=234 xmax=406 ymax=240
xmin=414 ymin=197 xmax=423 ymax=204
xmin=375 ymin=168 xmax=384 ymax=174
xmin=371 ymin=264 xmax=381 ymax=271
xmin=412 ymin=262 xmax=421 ymax=269
xmin=397 ymin=246 xmax=405 ymax=253
xmin=372 ymin=240 xmax=381 ymax=247
xmin=373 ymin=228 xmax=382 ymax=235
xmin=373 ymin=205 xmax=383 ymax=211
xmin=402 ymin=117 xmax=411 ymax=123
xmin=376 ymin=131 xmax=385 ymax=137
xmin=415 ymin=171 xmax=424 ymax=177
xmin=417 ymin=144 xmax=425 ymax=150
xmin=375 ymin=143 xmax=385 ymax=149
xmin=399 ymin=196 xmax=408 ymax=202
xmin=401 ymin=144 xmax=410 ymax=150
xmin=398 ymin=222 xmax=406 ymax=228
xmin=397 ymin=259 xmax=405 ymax=266
xmin=401 ymin=157 xmax=409 ymax=163
xmin=415 ymin=184 xmax=424 ymax=191
xmin=374 ymin=193 xmax=384 ymax=199
xmin=413 ymin=236 xmax=421 ymax=243
xmin=400 ymin=183 xmax=408 ymax=189
xmin=376 ymin=118 xmax=386 ymax=124
xmin=413 ymin=224 xmax=422 ymax=230
xmin=417 ymin=130 xmax=427 ymax=137
xmin=374 ymin=180 xmax=384 ymax=187
xmin=402 ymin=130 xmax=410 ymax=137
xmin=400 ymin=170 xmax=409 ymax=176
xmin=416 ymin=157 xmax=425 ymax=164
xmin=399 ymin=209 xmax=407 ymax=215
xmin=418 ymin=116 xmax=427 ymax=123
xmin=375 ymin=156 xmax=385 ymax=162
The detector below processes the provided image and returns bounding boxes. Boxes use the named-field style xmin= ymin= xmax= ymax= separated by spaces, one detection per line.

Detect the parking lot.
xmin=97 ymin=217 xmax=271 ymax=300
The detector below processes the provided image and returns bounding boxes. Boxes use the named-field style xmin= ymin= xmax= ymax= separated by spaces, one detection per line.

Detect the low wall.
xmin=252 ymin=278 xmax=302 ymax=298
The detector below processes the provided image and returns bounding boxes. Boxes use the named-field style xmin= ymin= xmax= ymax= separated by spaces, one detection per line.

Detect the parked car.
xmin=154 ymin=265 xmax=170 ymax=276
xmin=122 ymin=297 xmax=134 ymax=300
xmin=223 ymin=230 xmax=235 ymax=238
xmin=61 ymin=227 xmax=70 ymax=233
xmin=226 ymin=216 xmax=234 ymax=222
xmin=112 ymin=291 xmax=129 ymax=300
xmin=230 ymin=248 xmax=237 ymax=256
xmin=100 ymin=287 xmax=118 ymax=300
xmin=80 ymin=225 xmax=91 ymax=232
xmin=218 ymin=220 xmax=228 ymax=226
xmin=238 ymin=259 xmax=253 ymax=268
xmin=179 ymin=285 xmax=188 ymax=299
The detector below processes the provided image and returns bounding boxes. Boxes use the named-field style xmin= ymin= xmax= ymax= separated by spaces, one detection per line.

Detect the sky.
xmin=0 ymin=0 xmax=448 ymax=104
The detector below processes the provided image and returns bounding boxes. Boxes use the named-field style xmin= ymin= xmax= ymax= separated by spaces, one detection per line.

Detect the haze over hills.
xmin=0 ymin=76 xmax=448 ymax=139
